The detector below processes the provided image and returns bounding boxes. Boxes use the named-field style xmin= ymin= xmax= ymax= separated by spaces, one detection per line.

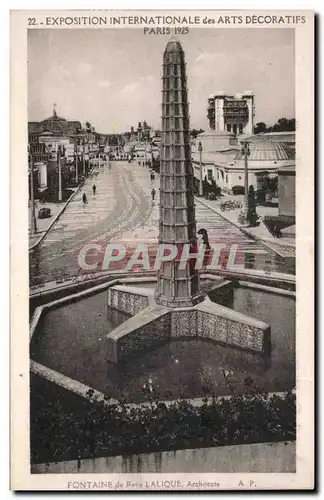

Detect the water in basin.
xmin=30 ymin=287 xmax=295 ymax=403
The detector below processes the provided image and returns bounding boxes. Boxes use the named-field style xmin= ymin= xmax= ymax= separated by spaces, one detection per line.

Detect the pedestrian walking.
xmin=82 ymin=193 xmax=88 ymax=205
xmin=92 ymin=184 xmax=96 ymax=196
xmin=198 ymin=228 xmax=210 ymax=249
xmin=151 ymin=188 xmax=156 ymax=201
xmin=198 ymin=228 xmax=211 ymax=267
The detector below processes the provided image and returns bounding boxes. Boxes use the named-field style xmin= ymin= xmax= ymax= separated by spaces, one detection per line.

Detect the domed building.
xmin=28 ymin=106 xmax=83 ymax=142
xmin=191 ymin=130 xmax=241 ymax=183
xmin=227 ymin=135 xmax=295 ymax=193
xmin=234 ymin=135 xmax=295 ymax=162
xmin=192 ymin=130 xmax=239 ymax=153
xmin=192 ymin=132 xmax=295 ymax=194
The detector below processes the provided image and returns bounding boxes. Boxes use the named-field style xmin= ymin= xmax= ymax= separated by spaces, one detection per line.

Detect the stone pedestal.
xmin=106 ymin=285 xmax=271 ymax=363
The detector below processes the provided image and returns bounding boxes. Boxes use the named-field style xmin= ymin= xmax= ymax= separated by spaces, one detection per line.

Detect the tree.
xmin=191 ymin=128 xmax=204 ymax=139
xmin=268 ymin=176 xmax=278 ymax=194
xmin=271 ymin=118 xmax=295 ymax=132
xmin=85 ymin=121 xmax=96 ymax=134
xmin=254 ymin=122 xmax=267 ymax=134
xmin=247 ymin=185 xmax=258 ymax=226
xmin=202 ymin=176 xmax=210 ymax=197
xmin=254 ymin=118 xmax=295 ymax=134
xmin=109 ymin=135 xmax=119 ymax=146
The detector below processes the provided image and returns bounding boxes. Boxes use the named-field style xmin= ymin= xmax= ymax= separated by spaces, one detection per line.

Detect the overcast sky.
xmin=28 ymin=28 xmax=295 ymax=134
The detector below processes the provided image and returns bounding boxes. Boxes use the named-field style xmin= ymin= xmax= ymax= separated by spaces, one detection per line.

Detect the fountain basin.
xmin=30 ymin=276 xmax=295 ymax=403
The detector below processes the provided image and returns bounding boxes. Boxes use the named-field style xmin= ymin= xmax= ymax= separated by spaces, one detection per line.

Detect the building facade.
xmin=207 ymin=91 xmax=255 ymax=136
xmin=191 ymin=133 xmax=295 ymax=194
xmin=28 ymin=141 xmax=52 ymax=164
xmin=277 ymin=165 xmax=295 ymax=220
xmin=28 ymin=106 xmax=83 ymax=143
xmin=127 ymin=121 xmax=152 ymax=142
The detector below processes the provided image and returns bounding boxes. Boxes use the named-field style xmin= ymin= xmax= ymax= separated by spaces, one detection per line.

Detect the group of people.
xmin=82 ymin=167 xmax=157 ymax=204
xmin=82 ymin=184 xmax=97 ymax=205
xmin=150 ymin=170 xmax=156 ymax=200
xmin=81 ymin=175 xmax=210 ymax=257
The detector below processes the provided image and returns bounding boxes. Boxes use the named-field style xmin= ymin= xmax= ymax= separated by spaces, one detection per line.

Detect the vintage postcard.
xmin=10 ymin=9 xmax=314 ymax=490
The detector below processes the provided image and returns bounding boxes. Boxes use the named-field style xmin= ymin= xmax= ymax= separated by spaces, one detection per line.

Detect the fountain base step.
xmin=106 ymin=286 xmax=271 ymax=362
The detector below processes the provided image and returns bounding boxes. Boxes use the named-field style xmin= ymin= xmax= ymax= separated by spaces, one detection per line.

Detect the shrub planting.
xmin=30 ymin=373 xmax=296 ymax=465
xmin=232 ymin=185 xmax=245 ymax=195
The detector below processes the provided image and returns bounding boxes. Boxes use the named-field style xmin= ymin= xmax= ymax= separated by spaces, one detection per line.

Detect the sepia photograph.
xmin=10 ymin=10 xmax=314 ymax=490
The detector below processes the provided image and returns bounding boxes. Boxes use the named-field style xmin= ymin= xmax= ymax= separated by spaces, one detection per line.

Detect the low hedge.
xmin=38 ymin=188 xmax=74 ymax=203
xmin=30 ymin=374 xmax=295 ymax=465
xmin=232 ymin=185 xmax=245 ymax=195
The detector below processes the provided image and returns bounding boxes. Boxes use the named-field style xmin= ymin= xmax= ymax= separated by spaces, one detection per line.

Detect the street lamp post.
xmin=82 ymin=141 xmax=86 ymax=175
xmin=57 ymin=145 xmax=62 ymax=202
xmin=28 ymin=147 xmax=37 ymax=235
xmin=241 ymin=141 xmax=251 ymax=223
xmin=146 ymin=144 xmax=152 ymax=168
xmin=198 ymin=141 xmax=203 ymax=196
xmin=75 ymin=148 xmax=79 ymax=184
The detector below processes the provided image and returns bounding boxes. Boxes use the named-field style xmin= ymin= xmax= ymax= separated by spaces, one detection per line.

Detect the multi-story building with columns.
xmin=207 ymin=91 xmax=255 ymax=136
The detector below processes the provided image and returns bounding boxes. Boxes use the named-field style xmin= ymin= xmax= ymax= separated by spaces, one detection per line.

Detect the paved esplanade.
xmin=29 ymin=161 xmax=153 ymax=286
xmin=29 ymin=160 xmax=289 ymax=287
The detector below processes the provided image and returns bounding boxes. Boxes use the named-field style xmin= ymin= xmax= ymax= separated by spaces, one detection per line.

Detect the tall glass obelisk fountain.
xmin=106 ymin=38 xmax=271 ymax=363
xmin=155 ymin=38 xmax=204 ymax=308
